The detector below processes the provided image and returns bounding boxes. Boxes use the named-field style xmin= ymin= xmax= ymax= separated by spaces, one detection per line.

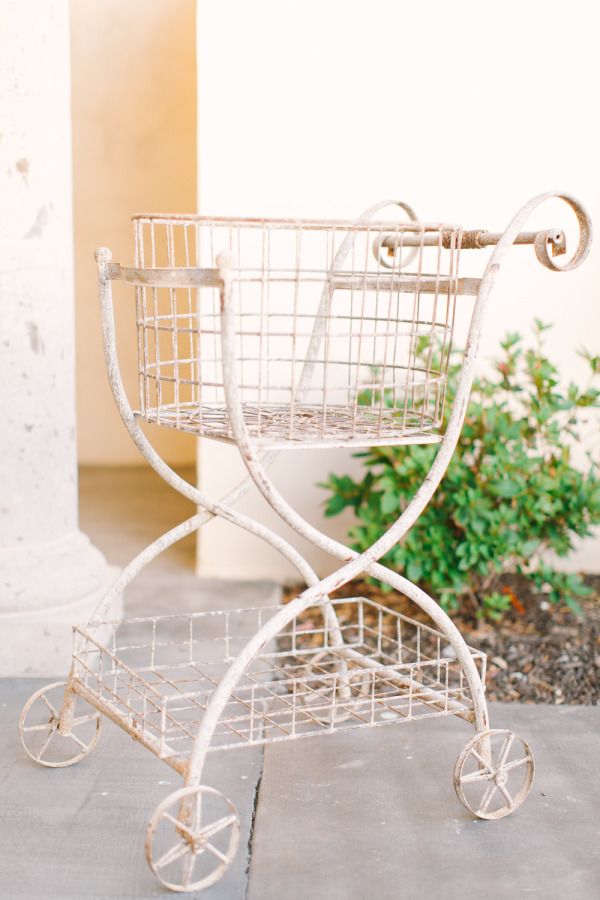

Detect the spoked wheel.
xmin=18 ymin=681 xmax=102 ymax=768
xmin=454 ymin=729 xmax=535 ymax=820
xmin=299 ymin=651 xmax=372 ymax=725
xmin=146 ymin=785 xmax=240 ymax=893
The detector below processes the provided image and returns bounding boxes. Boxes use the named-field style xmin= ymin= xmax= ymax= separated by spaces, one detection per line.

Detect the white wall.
xmin=71 ymin=0 xmax=197 ymax=465
xmin=197 ymin=0 xmax=600 ymax=579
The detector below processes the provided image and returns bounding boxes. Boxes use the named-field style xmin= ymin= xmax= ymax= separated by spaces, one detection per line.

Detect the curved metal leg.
xmin=216 ymin=260 xmax=489 ymax=738
xmin=94 ymin=267 xmax=347 ymax=642
xmin=86 ymin=489 xmax=348 ymax=640
xmin=93 ymin=199 xmax=421 ymax=630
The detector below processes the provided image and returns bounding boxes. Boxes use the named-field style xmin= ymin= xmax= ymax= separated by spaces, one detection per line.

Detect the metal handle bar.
xmin=380 ymin=228 xmax=566 ymax=253
xmin=106 ymin=228 xmax=573 ymax=290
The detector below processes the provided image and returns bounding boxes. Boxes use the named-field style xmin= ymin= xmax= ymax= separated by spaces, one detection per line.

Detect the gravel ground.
xmin=284 ymin=575 xmax=600 ymax=705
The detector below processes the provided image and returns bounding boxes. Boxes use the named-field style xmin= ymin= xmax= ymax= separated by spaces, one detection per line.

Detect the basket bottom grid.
xmin=139 ymin=403 xmax=443 ymax=448
xmin=71 ymin=599 xmax=485 ymax=767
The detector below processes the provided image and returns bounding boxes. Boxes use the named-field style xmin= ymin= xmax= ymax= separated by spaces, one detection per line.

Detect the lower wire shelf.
xmin=70 ymin=597 xmax=487 ymax=772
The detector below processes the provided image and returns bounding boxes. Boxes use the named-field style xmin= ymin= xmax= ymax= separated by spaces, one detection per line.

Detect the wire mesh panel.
xmin=71 ymin=599 xmax=485 ymax=768
xmin=130 ymin=215 xmax=464 ymax=448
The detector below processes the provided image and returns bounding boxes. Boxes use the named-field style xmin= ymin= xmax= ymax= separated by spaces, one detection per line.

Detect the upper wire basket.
xmin=131 ymin=215 xmax=465 ymax=449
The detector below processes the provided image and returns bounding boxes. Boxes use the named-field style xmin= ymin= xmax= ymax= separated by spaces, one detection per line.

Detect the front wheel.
xmin=453 ymin=728 xmax=535 ymax=820
xmin=146 ymin=785 xmax=240 ymax=893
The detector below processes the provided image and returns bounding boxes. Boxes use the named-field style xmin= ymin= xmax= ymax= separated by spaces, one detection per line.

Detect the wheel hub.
xmin=191 ymin=833 xmax=207 ymax=853
xmin=494 ymin=769 xmax=507 ymax=787
xmin=178 ymin=825 xmax=207 ymax=853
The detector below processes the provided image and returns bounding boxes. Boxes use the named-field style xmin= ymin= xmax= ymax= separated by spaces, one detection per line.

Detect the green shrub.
xmin=322 ymin=321 xmax=600 ymax=619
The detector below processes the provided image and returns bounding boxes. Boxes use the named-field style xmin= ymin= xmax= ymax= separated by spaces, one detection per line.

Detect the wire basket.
xmin=22 ymin=193 xmax=591 ymax=892
xmin=131 ymin=215 xmax=464 ymax=449
xmin=71 ymin=598 xmax=485 ymax=771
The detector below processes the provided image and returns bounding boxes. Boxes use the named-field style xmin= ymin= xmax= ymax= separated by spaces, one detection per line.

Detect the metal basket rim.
xmin=130 ymin=212 xmax=463 ymax=233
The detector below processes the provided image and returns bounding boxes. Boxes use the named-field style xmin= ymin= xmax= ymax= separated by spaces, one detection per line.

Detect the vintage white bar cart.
xmin=19 ymin=193 xmax=591 ymax=893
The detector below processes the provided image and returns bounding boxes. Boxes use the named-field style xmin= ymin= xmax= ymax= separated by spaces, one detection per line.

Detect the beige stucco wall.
xmin=71 ymin=0 xmax=197 ymax=465
xmin=196 ymin=0 xmax=600 ymax=579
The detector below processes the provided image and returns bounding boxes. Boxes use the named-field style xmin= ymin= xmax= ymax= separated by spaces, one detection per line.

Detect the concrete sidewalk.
xmin=1 ymin=468 xmax=597 ymax=899
xmin=248 ymin=703 xmax=600 ymax=900
xmin=0 ymin=467 xmax=271 ymax=899
xmin=4 ymin=688 xmax=597 ymax=899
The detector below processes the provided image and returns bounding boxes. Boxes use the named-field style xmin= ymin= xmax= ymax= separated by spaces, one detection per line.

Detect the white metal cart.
xmin=19 ymin=193 xmax=591 ymax=893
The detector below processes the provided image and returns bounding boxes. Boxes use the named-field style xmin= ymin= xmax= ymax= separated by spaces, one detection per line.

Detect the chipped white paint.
xmin=196 ymin=0 xmax=600 ymax=581
xmin=0 ymin=0 xmax=118 ymax=674
xmin=19 ymin=193 xmax=591 ymax=891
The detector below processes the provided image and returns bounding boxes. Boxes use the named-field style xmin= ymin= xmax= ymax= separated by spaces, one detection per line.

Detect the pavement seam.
xmin=244 ymin=746 xmax=265 ymax=899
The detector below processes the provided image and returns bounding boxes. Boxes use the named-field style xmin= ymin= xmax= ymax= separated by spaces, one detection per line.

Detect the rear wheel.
xmin=454 ymin=729 xmax=534 ymax=820
xmin=18 ymin=681 xmax=101 ymax=768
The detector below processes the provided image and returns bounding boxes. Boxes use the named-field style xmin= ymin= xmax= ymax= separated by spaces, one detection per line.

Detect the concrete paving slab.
xmin=0 ymin=572 xmax=279 ymax=900
xmin=4 ymin=467 xmax=598 ymax=899
xmin=1 ymin=677 xmax=262 ymax=900
xmin=247 ymin=703 xmax=600 ymax=900
xmin=0 ymin=466 xmax=279 ymax=899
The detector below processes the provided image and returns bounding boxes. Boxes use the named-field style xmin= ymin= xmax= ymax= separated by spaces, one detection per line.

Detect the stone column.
xmin=0 ymin=0 xmax=119 ymax=675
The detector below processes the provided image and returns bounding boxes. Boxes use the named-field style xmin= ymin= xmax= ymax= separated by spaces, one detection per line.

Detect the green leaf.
xmin=325 ymin=494 xmax=348 ymax=517
xmin=320 ymin=318 xmax=599 ymax=622
xmin=381 ymin=492 xmax=399 ymax=515
xmin=406 ymin=558 xmax=422 ymax=582
xmin=493 ymin=479 xmax=522 ymax=498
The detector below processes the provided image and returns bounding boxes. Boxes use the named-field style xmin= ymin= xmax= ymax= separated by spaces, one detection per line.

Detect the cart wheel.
xmin=299 ymin=651 xmax=372 ymax=725
xmin=18 ymin=681 xmax=102 ymax=768
xmin=146 ymin=785 xmax=240 ymax=893
xmin=454 ymin=729 xmax=535 ymax=820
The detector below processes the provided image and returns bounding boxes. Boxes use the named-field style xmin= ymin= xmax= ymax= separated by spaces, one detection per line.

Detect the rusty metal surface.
xmin=18 ymin=193 xmax=593 ymax=894
xmin=61 ymin=598 xmax=486 ymax=769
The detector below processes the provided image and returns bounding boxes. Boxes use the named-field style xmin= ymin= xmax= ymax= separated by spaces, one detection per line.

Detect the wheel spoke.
xmin=68 ymin=731 xmax=90 ymax=751
xmin=496 ymin=733 xmax=515 ymax=769
xmin=22 ymin=723 xmax=52 ymax=733
xmin=206 ymin=841 xmax=229 ymax=864
xmin=461 ymin=768 xmax=493 ymax=785
xmin=199 ymin=813 xmax=237 ymax=841
xmin=470 ymin=747 xmax=493 ymax=773
xmin=181 ymin=848 xmax=197 ymax=888
xmin=478 ymin=781 xmax=498 ymax=815
xmin=154 ymin=840 xmax=190 ymax=870
xmin=503 ymin=756 xmax=529 ymax=773
xmin=71 ymin=712 xmax=99 ymax=727
xmin=40 ymin=693 xmax=59 ymax=718
xmin=37 ymin=730 xmax=55 ymax=761
xmin=162 ymin=811 xmax=195 ymax=841
xmin=497 ymin=782 xmax=515 ymax=809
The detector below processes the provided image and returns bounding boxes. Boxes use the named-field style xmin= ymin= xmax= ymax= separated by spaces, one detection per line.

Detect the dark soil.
xmin=283 ymin=574 xmax=600 ymax=705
